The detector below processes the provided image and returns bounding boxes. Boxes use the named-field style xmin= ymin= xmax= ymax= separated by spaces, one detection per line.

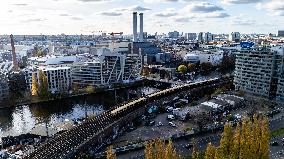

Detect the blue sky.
xmin=0 ymin=0 xmax=283 ymax=35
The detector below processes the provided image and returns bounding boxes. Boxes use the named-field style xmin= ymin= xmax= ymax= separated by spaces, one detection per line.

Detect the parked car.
xmin=169 ymin=122 xmax=177 ymax=127
xmin=185 ymin=143 xmax=193 ymax=149
xmin=167 ymin=115 xmax=175 ymax=120
xmin=270 ymin=141 xmax=279 ymax=146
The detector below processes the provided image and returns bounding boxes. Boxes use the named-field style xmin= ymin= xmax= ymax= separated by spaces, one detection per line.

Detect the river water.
xmin=0 ymin=87 xmax=159 ymax=138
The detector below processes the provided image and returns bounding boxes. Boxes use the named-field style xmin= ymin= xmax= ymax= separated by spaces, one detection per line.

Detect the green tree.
xmin=178 ymin=65 xmax=187 ymax=74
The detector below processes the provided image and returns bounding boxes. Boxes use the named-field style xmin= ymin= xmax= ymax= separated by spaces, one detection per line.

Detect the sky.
xmin=0 ymin=0 xmax=283 ymax=35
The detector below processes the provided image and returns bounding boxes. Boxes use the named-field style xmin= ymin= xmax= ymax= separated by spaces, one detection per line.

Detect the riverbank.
xmin=0 ymin=80 xmax=151 ymax=110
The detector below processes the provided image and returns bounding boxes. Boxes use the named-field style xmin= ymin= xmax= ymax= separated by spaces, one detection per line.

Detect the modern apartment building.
xmin=72 ymin=51 xmax=142 ymax=87
xmin=234 ymin=46 xmax=284 ymax=101
xmin=25 ymin=66 xmax=72 ymax=93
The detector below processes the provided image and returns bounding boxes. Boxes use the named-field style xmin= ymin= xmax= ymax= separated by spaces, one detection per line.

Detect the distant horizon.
xmin=0 ymin=0 xmax=283 ymax=35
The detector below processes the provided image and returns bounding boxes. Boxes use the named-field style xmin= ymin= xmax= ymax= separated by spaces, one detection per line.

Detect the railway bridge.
xmin=27 ymin=76 xmax=232 ymax=159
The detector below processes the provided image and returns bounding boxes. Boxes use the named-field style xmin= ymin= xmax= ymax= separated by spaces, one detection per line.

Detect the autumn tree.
xmin=219 ymin=123 xmax=233 ymax=158
xmin=191 ymin=139 xmax=199 ymax=159
xmin=144 ymin=139 xmax=178 ymax=159
xmin=188 ymin=63 xmax=196 ymax=72
xmin=85 ymin=85 xmax=95 ymax=94
xmin=38 ymin=70 xmax=49 ymax=98
xmin=31 ymin=73 xmax=38 ymax=96
xmin=106 ymin=145 xmax=116 ymax=159
xmin=203 ymin=115 xmax=270 ymax=159
xmin=178 ymin=65 xmax=187 ymax=74
xmin=205 ymin=142 xmax=216 ymax=159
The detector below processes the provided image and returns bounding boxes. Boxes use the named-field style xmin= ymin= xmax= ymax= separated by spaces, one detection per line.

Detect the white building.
xmin=184 ymin=50 xmax=223 ymax=66
xmin=25 ymin=66 xmax=72 ymax=94
xmin=183 ymin=54 xmax=200 ymax=64
xmin=72 ymin=50 xmax=142 ymax=87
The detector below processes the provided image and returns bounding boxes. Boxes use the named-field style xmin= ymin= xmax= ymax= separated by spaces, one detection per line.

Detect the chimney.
xmin=10 ymin=34 xmax=19 ymax=71
xmin=139 ymin=13 xmax=144 ymax=42
xmin=133 ymin=12 xmax=138 ymax=42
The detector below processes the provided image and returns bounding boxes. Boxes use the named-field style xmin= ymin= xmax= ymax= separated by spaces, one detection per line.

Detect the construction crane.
xmin=108 ymin=32 xmax=123 ymax=52
xmin=10 ymin=34 xmax=19 ymax=71
xmin=108 ymin=32 xmax=123 ymax=36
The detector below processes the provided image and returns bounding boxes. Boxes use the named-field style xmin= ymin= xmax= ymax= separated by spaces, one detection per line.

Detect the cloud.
xmin=173 ymin=16 xmax=191 ymax=22
xmin=205 ymin=12 xmax=230 ymax=18
xmin=221 ymin=0 xmax=262 ymax=4
xmin=100 ymin=11 xmax=122 ymax=16
xmin=183 ymin=2 xmax=224 ymax=13
xmin=128 ymin=5 xmax=151 ymax=11
xmin=257 ymin=0 xmax=284 ymax=16
xmin=113 ymin=5 xmax=151 ymax=12
xmin=76 ymin=0 xmax=111 ymax=2
xmin=143 ymin=0 xmax=199 ymax=3
xmin=13 ymin=4 xmax=28 ymax=6
xmin=71 ymin=17 xmax=83 ymax=20
xmin=59 ymin=14 xmax=70 ymax=16
xmin=21 ymin=18 xmax=47 ymax=23
xmin=154 ymin=8 xmax=177 ymax=17
xmin=230 ymin=16 xmax=255 ymax=25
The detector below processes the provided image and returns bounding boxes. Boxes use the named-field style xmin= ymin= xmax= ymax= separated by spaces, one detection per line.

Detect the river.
xmin=0 ymin=87 xmax=159 ymax=138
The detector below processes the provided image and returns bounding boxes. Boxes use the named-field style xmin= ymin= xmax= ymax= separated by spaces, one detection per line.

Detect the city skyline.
xmin=0 ymin=0 xmax=284 ymax=35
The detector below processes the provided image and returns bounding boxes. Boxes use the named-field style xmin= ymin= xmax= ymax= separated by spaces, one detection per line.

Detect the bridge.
xmin=27 ymin=76 xmax=232 ymax=159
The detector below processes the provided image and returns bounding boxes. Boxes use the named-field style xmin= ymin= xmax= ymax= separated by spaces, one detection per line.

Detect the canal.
xmin=0 ymin=87 xmax=159 ymax=138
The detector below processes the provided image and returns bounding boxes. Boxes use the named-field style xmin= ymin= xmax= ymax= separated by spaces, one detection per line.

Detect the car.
xmin=167 ymin=115 xmax=175 ymax=120
xmin=149 ymin=121 xmax=155 ymax=126
xmin=270 ymin=141 xmax=279 ymax=146
xmin=185 ymin=143 xmax=193 ymax=149
xmin=166 ymin=107 xmax=174 ymax=113
xmin=156 ymin=122 xmax=163 ymax=127
xmin=169 ymin=122 xmax=177 ymax=127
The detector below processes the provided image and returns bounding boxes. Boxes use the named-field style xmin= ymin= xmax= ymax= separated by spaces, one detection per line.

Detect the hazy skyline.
xmin=0 ymin=0 xmax=283 ymax=35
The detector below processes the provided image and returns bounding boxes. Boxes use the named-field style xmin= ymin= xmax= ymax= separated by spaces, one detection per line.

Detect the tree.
xmin=230 ymin=123 xmax=241 ymax=159
xmin=200 ymin=62 xmax=213 ymax=74
xmin=31 ymin=73 xmax=38 ymax=96
xmin=205 ymin=142 xmax=216 ymax=159
xmin=219 ymin=123 xmax=233 ymax=158
xmin=178 ymin=65 xmax=187 ymax=74
xmin=144 ymin=139 xmax=178 ymax=159
xmin=85 ymin=85 xmax=95 ymax=94
xmin=106 ymin=145 xmax=116 ymax=159
xmin=204 ymin=115 xmax=269 ymax=159
xmin=188 ymin=63 xmax=196 ymax=72
xmin=191 ymin=139 xmax=199 ymax=159
xmin=38 ymin=70 xmax=49 ymax=98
